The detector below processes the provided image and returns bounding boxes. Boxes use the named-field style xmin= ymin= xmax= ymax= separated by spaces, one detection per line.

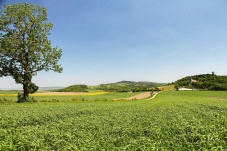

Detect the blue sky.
xmin=1 ymin=0 xmax=227 ymax=88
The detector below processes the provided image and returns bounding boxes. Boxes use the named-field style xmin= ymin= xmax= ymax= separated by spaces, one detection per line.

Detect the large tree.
xmin=0 ymin=3 xmax=63 ymax=102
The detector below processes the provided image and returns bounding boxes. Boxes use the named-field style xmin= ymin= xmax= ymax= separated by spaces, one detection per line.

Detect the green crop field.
xmin=0 ymin=91 xmax=227 ymax=150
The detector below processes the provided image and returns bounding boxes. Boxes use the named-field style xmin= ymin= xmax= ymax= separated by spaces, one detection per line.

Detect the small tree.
xmin=174 ymin=84 xmax=179 ymax=91
xmin=0 ymin=3 xmax=63 ymax=102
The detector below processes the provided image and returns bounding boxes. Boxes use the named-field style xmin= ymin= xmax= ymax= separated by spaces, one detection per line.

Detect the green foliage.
xmin=28 ymin=83 xmax=39 ymax=93
xmin=174 ymin=84 xmax=179 ymax=91
xmin=174 ymin=74 xmax=227 ymax=91
xmin=0 ymin=98 xmax=14 ymax=104
xmin=17 ymin=92 xmax=37 ymax=103
xmin=56 ymin=85 xmax=88 ymax=92
xmin=0 ymin=3 xmax=62 ymax=102
xmin=153 ymin=87 xmax=161 ymax=91
xmin=95 ymin=81 xmax=163 ymax=92
xmin=0 ymin=91 xmax=227 ymax=150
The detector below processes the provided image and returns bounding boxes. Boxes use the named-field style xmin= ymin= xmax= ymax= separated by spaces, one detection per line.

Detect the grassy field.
xmin=158 ymin=85 xmax=175 ymax=91
xmin=0 ymin=91 xmax=142 ymax=102
xmin=0 ymin=91 xmax=227 ymax=150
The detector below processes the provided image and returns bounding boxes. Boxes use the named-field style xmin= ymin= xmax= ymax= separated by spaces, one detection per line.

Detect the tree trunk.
xmin=17 ymin=81 xmax=29 ymax=103
xmin=23 ymin=50 xmax=30 ymax=101
xmin=22 ymin=72 xmax=30 ymax=102
xmin=23 ymin=82 xmax=29 ymax=100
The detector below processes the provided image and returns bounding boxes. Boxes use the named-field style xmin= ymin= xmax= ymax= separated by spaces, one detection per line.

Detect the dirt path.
xmin=145 ymin=92 xmax=160 ymax=100
xmin=114 ymin=92 xmax=159 ymax=100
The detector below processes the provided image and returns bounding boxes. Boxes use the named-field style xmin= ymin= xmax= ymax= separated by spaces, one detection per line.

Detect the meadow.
xmin=0 ymin=91 xmax=227 ymax=150
xmin=0 ymin=91 xmax=142 ymax=102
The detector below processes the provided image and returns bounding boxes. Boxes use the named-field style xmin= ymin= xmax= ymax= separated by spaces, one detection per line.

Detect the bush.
xmin=17 ymin=93 xmax=37 ymax=103
xmin=0 ymin=98 xmax=14 ymax=104
xmin=71 ymin=98 xmax=87 ymax=102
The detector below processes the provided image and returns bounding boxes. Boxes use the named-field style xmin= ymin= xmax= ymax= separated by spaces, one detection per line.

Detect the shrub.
xmin=17 ymin=93 xmax=37 ymax=103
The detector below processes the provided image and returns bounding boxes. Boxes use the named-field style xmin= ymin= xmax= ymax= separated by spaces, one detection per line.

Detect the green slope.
xmin=55 ymin=85 xmax=88 ymax=92
xmin=94 ymin=81 xmax=164 ymax=92
xmin=174 ymin=74 xmax=227 ymax=90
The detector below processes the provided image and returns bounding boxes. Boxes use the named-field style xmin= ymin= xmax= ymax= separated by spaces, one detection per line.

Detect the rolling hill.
xmin=174 ymin=73 xmax=227 ymax=90
xmin=93 ymin=81 xmax=165 ymax=92
xmin=54 ymin=85 xmax=88 ymax=92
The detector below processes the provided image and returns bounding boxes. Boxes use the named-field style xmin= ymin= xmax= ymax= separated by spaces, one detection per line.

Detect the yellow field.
xmin=159 ymin=85 xmax=175 ymax=91
xmin=0 ymin=92 xmax=109 ymax=97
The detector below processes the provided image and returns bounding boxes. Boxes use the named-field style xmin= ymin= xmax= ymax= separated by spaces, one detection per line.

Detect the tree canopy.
xmin=55 ymin=85 xmax=88 ymax=92
xmin=174 ymin=74 xmax=227 ymax=91
xmin=0 ymin=3 xmax=62 ymax=102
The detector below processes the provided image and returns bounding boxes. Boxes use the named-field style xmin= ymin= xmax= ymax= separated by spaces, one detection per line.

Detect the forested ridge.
xmin=174 ymin=74 xmax=227 ymax=90
xmin=54 ymin=85 xmax=88 ymax=92
xmin=95 ymin=81 xmax=163 ymax=92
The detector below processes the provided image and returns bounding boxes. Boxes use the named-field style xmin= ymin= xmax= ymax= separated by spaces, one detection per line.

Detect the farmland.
xmin=0 ymin=91 xmax=143 ymax=102
xmin=0 ymin=91 xmax=227 ymax=150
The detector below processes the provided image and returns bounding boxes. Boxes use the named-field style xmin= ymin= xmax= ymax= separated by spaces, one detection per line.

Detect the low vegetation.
xmin=0 ymin=91 xmax=227 ymax=150
xmin=0 ymin=91 xmax=141 ymax=102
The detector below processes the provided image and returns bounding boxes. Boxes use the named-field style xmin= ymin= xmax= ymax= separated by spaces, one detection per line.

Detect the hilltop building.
xmin=190 ymin=77 xmax=198 ymax=85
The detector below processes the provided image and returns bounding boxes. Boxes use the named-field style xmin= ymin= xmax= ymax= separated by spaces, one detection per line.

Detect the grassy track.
xmin=0 ymin=91 xmax=227 ymax=150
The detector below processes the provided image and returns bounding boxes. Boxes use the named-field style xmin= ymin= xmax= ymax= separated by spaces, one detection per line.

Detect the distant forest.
xmin=95 ymin=81 xmax=163 ymax=92
xmin=174 ymin=73 xmax=227 ymax=91
xmin=54 ymin=85 xmax=88 ymax=92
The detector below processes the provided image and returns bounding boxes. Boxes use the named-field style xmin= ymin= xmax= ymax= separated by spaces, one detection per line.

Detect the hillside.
xmin=55 ymin=85 xmax=88 ymax=92
xmin=94 ymin=81 xmax=164 ymax=92
xmin=174 ymin=73 xmax=227 ymax=90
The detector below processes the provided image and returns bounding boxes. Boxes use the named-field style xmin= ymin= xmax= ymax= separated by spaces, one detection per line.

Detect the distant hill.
xmin=54 ymin=85 xmax=88 ymax=92
xmin=93 ymin=81 xmax=164 ymax=92
xmin=174 ymin=73 xmax=227 ymax=90
xmin=39 ymin=87 xmax=64 ymax=91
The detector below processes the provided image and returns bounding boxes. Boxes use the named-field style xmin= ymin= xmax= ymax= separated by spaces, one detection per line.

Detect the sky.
xmin=1 ymin=0 xmax=227 ymax=89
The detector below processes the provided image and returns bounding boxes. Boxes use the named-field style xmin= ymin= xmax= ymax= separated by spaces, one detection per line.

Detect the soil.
xmin=114 ymin=92 xmax=157 ymax=100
